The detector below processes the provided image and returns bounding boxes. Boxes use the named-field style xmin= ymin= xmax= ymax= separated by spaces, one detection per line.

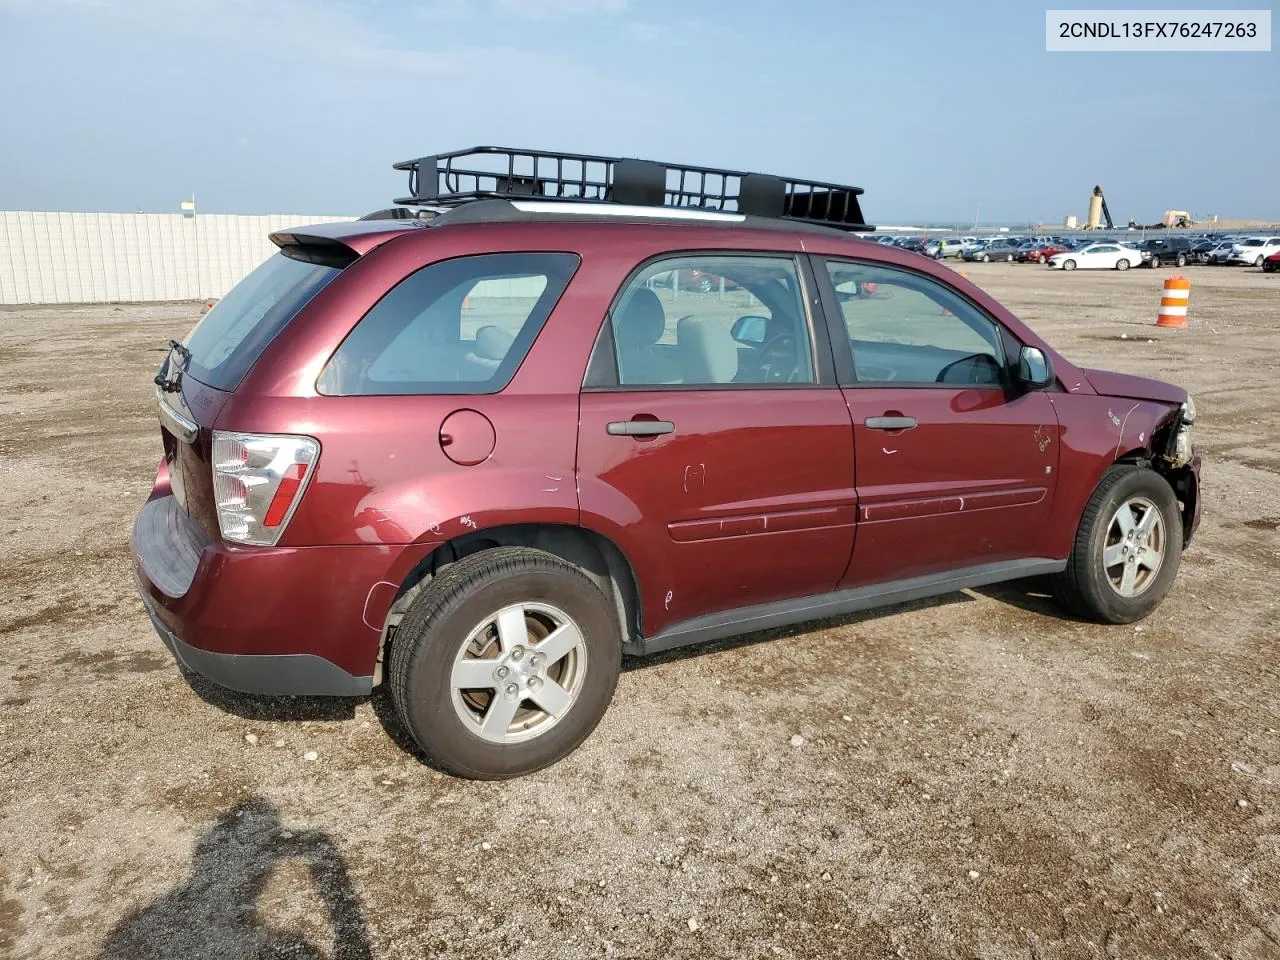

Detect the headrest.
xmin=677 ymin=315 xmax=738 ymax=384
xmin=615 ymin=287 xmax=666 ymax=347
xmin=474 ymin=324 xmax=515 ymax=361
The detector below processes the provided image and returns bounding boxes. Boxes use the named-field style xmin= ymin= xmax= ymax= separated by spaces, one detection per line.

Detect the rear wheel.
xmin=388 ymin=547 xmax=622 ymax=779
xmin=1038 ymin=254 xmax=1047 ymax=264
xmin=1117 ymin=258 xmax=1130 ymax=271
xmin=1063 ymin=259 xmax=1077 ymax=271
xmin=1052 ymin=465 xmax=1183 ymax=623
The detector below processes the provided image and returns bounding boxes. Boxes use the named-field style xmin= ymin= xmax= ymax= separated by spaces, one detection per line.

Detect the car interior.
xmin=611 ymin=262 xmax=816 ymax=387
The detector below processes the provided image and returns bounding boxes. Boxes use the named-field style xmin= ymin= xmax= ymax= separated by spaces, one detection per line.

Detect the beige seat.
xmin=676 ymin=315 xmax=739 ymax=384
xmin=615 ymin=288 xmax=674 ymax=385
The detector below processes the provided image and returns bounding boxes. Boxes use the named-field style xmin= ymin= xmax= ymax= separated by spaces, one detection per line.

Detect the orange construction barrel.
xmin=1156 ymin=276 xmax=1190 ymax=328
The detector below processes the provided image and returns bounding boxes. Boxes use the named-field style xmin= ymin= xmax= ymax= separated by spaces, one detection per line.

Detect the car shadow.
xmin=622 ymin=591 xmax=975 ymax=672
xmin=177 ymin=666 xmax=363 ymax=722
xmin=96 ymin=797 xmax=374 ymax=960
xmin=967 ymin=575 xmax=1070 ymax=619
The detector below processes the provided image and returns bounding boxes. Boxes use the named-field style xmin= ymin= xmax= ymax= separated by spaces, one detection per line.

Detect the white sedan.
xmin=1046 ymin=242 xmax=1140 ymax=271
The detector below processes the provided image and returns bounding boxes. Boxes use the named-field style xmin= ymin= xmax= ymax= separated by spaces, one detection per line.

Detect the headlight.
xmin=1181 ymin=394 xmax=1196 ymax=424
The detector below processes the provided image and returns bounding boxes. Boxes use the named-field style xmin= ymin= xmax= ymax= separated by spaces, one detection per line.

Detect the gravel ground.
xmin=1 ymin=262 xmax=1278 ymax=959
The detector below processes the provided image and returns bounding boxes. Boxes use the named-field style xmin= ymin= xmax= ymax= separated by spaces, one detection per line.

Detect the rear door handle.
xmin=864 ymin=416 xmax=917 ymax=430
xmin=607 ymin=419 xmax=676 ymax=437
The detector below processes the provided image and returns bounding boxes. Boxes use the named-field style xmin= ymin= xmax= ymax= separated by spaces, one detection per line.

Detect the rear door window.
xmin=183 ymin=252 xmax=342 ymax=390
xmin=317 ymin=252 xmax=579 ymax=396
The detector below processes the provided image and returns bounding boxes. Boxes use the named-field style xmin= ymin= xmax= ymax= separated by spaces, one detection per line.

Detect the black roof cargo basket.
xmin=392 ymin=147 xmax=871 ymax=231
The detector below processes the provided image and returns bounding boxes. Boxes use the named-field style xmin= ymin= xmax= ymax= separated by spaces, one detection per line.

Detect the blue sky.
xmin=0 ymin=0 xmax=1275 ymax=222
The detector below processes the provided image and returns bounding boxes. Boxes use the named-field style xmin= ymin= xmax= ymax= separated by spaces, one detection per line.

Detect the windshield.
xmin=183 ymin=252 xmax=343 ymax=391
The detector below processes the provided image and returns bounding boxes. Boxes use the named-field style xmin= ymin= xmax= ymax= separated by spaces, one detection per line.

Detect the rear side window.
xmin=184 ymin=252 xmax=342 ymax=390
xmin=317 ymin=253 xmax=578 ymax=396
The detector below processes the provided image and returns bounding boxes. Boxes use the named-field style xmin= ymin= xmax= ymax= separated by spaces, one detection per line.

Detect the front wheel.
xmin=388 ymin=547 xmax=622 ymax=779
xmin=1256 ymin=255 xmax=1265 ymax=267
xmin=1150 ymin=255 xmax=1161 ymax=268
xmin=981 ymin=253 xmax=991 ymax=262
xmin=1052 ymin=465 xmax=1183 ymax=623
xmin=1038 ymin=254 xmax=1047 ymax=264
xmin=1116 ymin=258 xmax=1130 ymax=271
xmin=1063 ymin=259 xmax=1077 ymax=271
xmin=1176 ymin=253 xmax=1187 ymax=267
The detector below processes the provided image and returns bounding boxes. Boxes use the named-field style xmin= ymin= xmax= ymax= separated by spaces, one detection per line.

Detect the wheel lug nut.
xmin=510 ymin=646 xmax=525 ymax=662
xmin=494 ymin=665 xmax=510 ymax=680
xmin=505 ymin=683 xmax=519 ymax=699
xmin=528 ymin=677 xmax=543 ymax=692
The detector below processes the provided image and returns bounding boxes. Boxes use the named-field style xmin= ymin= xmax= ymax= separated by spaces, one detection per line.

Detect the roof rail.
xmin=391 ymin=146 xmax=872 ymax=232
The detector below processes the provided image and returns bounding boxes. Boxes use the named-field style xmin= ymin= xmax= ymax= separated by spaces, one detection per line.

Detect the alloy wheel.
xmin=450 ymin=602 xmax=589 ymax=744
xmin=1102 ymin=496 xmax=1166 ymax=598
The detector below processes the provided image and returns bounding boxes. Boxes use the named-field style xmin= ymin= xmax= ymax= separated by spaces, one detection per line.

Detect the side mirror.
xmin=730 ymin=315 xmax=768 ymax=345
xmin=1017 ymin=345 xmax=1054 ymax=389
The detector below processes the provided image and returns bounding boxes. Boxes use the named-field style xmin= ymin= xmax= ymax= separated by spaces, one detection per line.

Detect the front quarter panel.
xmin=1045 ymin=393 xmax=1179 ymax=558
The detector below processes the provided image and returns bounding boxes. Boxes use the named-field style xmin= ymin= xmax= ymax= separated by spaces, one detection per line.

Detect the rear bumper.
xmin=135 ymin=569 xmax=372 ymax=696
xmin=131 ymin=494 xmax=401 ymax=697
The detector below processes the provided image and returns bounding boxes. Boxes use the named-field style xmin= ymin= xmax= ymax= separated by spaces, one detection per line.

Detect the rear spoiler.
xmin=268 ymin=219 xmax=422 ymax=263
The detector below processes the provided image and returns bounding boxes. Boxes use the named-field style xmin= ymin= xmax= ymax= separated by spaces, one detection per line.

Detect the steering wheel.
xmin=757 ymin=333 xmax=801 ymax=383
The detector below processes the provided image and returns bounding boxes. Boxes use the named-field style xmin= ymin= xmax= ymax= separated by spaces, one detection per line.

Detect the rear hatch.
xmin=156 ymin=246 xmax=350 ymax=541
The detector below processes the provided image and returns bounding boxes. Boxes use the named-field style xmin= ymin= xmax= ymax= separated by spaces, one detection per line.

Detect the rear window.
xmin=317 ymin=252 xmax=579 ymax=396
xmin=184 ymin=252 xmax=342 ymax=390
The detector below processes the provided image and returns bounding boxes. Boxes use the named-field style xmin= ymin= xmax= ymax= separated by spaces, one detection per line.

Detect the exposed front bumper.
xmin=131 ymin=494 xmax=397 ymax=697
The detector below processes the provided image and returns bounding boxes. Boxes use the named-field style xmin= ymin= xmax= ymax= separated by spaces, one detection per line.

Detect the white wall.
xmin=0 ymin=211 xmax=356 ymax=305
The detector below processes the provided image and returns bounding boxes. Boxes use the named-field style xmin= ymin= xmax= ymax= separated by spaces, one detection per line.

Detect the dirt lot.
xmin=1 ymin=263 xmax=1278 ymax=960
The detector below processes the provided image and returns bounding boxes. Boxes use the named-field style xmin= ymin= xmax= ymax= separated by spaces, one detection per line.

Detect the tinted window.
xmin=318 ymin=252 xmax=578 ymax=396
xmin=184 ymin=253 xmax=341 ymax=391
xmin=825 ymin=261 xmax=1005 ymax=387
xmin=604 ymin=255 xmax=815 ymax=387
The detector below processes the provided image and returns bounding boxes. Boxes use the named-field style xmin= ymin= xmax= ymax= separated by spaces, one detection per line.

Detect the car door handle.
xmin=864 ymin=416 xmax=917 ymax=431
xmin=607 ymin=419 xmax=676 ymax=437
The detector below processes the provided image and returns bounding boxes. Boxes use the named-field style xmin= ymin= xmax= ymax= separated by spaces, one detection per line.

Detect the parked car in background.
xmin=1047 ymin=242 xmax=1140 ymax=270
xmin=130 ymin=147 xmax=1200 ymax=778
xmin=1207 ymin=240 xmax=1238 ymax=264
xmin=1263 ymin=252 xmax=1280 ymax=273
xmin=965 ymin=237 xmax=1021 ymax=262
xmin=1138 ymin=237 xmax=1193 ymax=268
xmin=893 ymin=237 xmax=928 ymax=254
xmin=1227 ymin=237 xmax=1280 ymax=266
xmin=1189 ymin=240 xmax=1219 ymax=264
xmin=925 ymin=238 xmax=966 ymax=259
xmin=1020 ymin=241 xmax=1072 ymax=264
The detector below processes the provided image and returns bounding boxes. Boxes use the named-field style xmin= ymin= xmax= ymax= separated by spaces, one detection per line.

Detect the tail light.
xmin=211 ymin=431 xmax=319 ymax=546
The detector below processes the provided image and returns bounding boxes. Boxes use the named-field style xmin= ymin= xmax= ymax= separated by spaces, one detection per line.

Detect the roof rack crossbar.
xmin=391 ymin=147 xmax=871 ymax=231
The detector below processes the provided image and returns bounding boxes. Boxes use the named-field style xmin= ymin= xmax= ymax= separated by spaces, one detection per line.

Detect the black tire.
xmin=388 ymin=547 xmax=622 ymax=779
xmin=1117 ymin=258 xmax=1130 ymax=271
xmin=1063 ymin=259 xmax=1077 ymax=271
xmin=1150 ymin=255 xmax=1161 ymax=268
xmin=1255 ymin=255 xmax=1265 ymax=267
xmin=1051 ymin=464 xmax=1183 ymax=624
xmin=1176 ymin=253 xmax=1187 ymax=267
xmin=981 ymin=253 xmax=991 ymax=262
xmin=1038 ymin=254 xmax=1047 ymax=264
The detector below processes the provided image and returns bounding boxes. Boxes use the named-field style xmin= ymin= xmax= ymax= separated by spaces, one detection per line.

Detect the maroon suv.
xmin=132 ymin=148 xmax=1201 ymax=779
